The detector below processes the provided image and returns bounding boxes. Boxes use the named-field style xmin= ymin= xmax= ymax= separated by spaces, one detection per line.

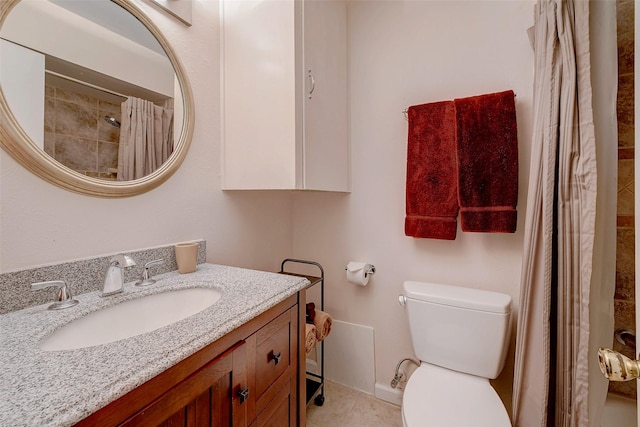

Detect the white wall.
xmin=293 ymin=0 xmax=534 ymax=407
xmin=0 ymin=0 xmax=294 ymax=273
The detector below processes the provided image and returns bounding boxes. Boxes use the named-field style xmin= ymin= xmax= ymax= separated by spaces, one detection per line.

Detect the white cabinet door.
xmin=221 ymin=0 xmax=349 ymax=192
xmin=302 ymin=0 xmax=349 ymax=192
xmin=221 ymin=0 xmax=298 ymax=190
xmin=0 ymin=40 xmax=45 ymax=149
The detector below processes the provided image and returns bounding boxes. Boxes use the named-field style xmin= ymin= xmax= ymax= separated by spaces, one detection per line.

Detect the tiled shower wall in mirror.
xmin=44 ymin=82 xmax=121 ymax=180
xmin=611 ymin=0 xmax=635 ymax=400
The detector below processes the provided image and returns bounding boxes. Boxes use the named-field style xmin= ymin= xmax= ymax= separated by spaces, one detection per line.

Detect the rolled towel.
xmin=313 ymin=309 xmax=333 ymax=342
xmin=305 ymin=323 xmax=317 ymax=354
xmin=306 ymin=302 xmax=316 ymax=324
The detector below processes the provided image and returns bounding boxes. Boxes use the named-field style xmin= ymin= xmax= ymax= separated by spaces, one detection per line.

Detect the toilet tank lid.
xmin=403 ymin=281 xmax=512 ymax=314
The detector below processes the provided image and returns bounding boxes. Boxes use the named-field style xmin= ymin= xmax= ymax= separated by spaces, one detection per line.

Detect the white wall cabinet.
xmin=221 ymin=0 xmax=349 ymax=191
xmin=0 ymin=40 xmax=45 ymax=149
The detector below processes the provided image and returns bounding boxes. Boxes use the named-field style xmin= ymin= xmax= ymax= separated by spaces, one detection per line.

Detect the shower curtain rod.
xmin=44 ymin=70 xmax=128 ymax=99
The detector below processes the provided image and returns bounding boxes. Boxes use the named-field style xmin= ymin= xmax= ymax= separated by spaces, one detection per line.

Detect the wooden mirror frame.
xmin=0 ymin=0 xmax=194 ymax=197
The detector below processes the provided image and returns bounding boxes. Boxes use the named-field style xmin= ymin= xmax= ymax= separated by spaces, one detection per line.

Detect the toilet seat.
xmin=402 ymin=364 xmax=511 ymax=427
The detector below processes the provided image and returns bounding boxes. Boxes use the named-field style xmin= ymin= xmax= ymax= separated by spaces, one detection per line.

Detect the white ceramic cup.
xmin=175 ymin=242 xmax=198 ymax=274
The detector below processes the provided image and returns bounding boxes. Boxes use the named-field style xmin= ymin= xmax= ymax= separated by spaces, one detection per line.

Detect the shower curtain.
xmin=117 ymin=96 xmax=174 ymax=181
xmin=511 ymin=1 xmax=598 ymax=426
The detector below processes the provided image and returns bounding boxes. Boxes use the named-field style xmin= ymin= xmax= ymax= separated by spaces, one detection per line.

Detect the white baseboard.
xmin=374 ymin=382 xmax=403 ymax=406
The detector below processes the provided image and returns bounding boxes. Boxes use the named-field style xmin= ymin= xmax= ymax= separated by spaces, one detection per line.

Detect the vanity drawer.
xmin=254 ymin=309 xmax=293 ymax=399
xmin=252 ymin=376 xmax=295 ymax=427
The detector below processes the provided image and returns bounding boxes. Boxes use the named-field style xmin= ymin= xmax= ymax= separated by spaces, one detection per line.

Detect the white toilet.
xmin=400 ymin=280 xmax=512 ymax=426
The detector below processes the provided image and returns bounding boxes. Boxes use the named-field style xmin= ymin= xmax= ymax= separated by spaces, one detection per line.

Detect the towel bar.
xmin=402 ymin=92 xmax=517 ymax=121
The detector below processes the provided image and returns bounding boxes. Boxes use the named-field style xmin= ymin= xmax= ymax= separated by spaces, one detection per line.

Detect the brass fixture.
xmin=598 ymin=347 xmax=640 ymax=381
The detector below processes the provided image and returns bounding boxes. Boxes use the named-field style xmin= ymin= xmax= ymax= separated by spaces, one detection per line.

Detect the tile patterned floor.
xmin=306 ymin=381 xmax=403 ymax=427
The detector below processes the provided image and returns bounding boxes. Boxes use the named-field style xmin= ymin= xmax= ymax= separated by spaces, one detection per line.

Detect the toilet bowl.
xmin=401 ymin=364 xmax=510 ymax=426
xmin=400 ymin=281 xmax=512 ymax=426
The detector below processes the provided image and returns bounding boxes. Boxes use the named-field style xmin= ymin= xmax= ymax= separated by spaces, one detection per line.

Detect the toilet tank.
xmin=403 ymin=281 xmax=512 ymax=379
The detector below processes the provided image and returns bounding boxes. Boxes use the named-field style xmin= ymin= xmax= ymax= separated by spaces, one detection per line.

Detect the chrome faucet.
xmin=101 ymin=254 xmax=136 ymax=297
xmin=135 ymin=259 xmax=164 ymax=287
xmin=31 ymin=280 xmax=79 ymax=310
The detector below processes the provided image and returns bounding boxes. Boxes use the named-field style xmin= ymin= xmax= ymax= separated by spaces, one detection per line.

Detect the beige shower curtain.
xmin=117 ymin=97 xmax=174 ymax=181
xmin=512 ymin=1 xmax=597 ymax=426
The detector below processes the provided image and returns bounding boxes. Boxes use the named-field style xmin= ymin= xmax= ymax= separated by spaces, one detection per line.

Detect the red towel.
xmin=454 ymin=90 xmax=518 ymax=233
xmin=405 ymin=101 xmax=458 ymax=240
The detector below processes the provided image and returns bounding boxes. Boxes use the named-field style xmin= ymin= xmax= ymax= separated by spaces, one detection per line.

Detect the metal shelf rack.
xmin=279 ymin=258 xmax=326 ymax=406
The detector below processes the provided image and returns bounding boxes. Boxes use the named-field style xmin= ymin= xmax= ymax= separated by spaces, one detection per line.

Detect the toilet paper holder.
xmin=345 ymin=263 xmax=376 ymax=277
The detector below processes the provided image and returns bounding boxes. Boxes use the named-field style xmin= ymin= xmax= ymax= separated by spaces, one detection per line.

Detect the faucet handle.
xmin=31 ymin=280 xmax=79 ymax=310
xmin=135 ymin=259 xmax=164 ymax=287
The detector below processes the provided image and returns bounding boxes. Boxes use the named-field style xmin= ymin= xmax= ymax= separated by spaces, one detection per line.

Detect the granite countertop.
xmin=0 ymin=263 xmax=309 ymax=427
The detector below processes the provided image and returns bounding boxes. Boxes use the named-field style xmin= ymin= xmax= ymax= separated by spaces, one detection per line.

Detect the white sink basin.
xmin=40 ymin=287 xmax=222 ymax=351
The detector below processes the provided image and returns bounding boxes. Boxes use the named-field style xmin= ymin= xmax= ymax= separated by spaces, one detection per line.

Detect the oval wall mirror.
xmin=0 ymin=0 xmax=194 ymax=197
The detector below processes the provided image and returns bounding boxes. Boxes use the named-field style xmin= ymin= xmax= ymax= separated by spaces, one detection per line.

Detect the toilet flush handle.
xmin=398 ymin=295 xmax=407 ymax=307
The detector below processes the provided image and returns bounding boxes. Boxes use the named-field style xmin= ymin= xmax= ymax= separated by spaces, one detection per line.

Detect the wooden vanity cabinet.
xmin=75 ymin=294 xmax=305 ymax=427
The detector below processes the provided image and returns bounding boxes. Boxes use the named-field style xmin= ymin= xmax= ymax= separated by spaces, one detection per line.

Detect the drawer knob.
xmin=270 ymin=351 xmax=282 ymax=365
xmin=237 ymin=387 xmax=250 ymax=404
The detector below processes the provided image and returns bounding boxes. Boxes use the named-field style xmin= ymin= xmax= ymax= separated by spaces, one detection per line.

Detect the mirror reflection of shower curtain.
xmin=117 ymin=97 xmax=174 ymax=181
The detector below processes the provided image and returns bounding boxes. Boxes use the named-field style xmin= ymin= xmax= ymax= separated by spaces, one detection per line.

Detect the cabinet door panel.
xmin=192 ymin=390 xmax=212 ymax=426
xmin=121 ymin=342 xmax=247 ymax=427
xmin=255 ymin=378 xmax=293 ymax=427
xmin=158 ymin=409 xmax=186 ymax=427
xmin=231 ymin=339 xmax=249 ymax=427
xmin=303 ymin=0 xmax=348 ymax=191
xmin=221 ymin=0 xmax=298 ymax=190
